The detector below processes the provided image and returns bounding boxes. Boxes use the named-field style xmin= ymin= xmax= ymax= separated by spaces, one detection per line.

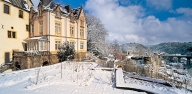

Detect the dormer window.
xmin=80 ymin=20 xmax=84 ymax=27
xmin=70 ymin=13 xmax=75 ymax=22
xmin=56 ymin=11 xmax=60 ymax=18
xmin=39 ymin=9 xmax=42 ymax=16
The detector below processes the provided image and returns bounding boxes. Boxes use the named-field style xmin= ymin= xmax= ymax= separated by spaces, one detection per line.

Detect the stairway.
xmin=0 ymin=62 xmax=13 ymax=73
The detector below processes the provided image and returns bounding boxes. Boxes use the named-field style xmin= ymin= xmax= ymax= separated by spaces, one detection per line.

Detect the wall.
xmin=13 ymin=51 xmax=59 ymax=70
xmin=0 ymin=1 xmax=29 ymax=65
xmin=29 ymin=6 xmax=87 ymax=56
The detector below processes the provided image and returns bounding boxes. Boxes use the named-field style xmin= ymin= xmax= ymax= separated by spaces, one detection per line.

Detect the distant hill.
xmin=121 ymin=42 xmax=192 ymax=55
xmin=121 ymin=43 xmax=148 ymax=53
xmin=150 ymin=42 xmax=192 ymax=55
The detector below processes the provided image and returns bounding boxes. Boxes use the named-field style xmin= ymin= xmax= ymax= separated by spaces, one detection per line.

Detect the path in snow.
xmin=0 ymin=62 xmax=186 ymax=94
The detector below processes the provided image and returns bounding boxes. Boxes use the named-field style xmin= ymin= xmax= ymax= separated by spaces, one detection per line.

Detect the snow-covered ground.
xmin=124 ymin=77 xmax=184 ymax=94
xmin=0 ymin=62 xmax=188 ymax=94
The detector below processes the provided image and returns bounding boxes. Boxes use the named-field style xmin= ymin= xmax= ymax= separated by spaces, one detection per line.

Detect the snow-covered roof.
xmin=3 ymin=0 xmax=30 ymax=11
xmin=25 ymin=36 xmax=48 ymax=41
xmin=34 ymin=0 xmax=82 ymax=20
xmin=71 ymin=7 xmax=81 ymax=19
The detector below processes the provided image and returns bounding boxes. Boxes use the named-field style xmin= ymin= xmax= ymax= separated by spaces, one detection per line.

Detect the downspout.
xmin=49 ymin=11 xmax=50 ymax=64
xmin=77 ymin=21 xmax=78 ymax=58
xmin=65 ymin=17 xmax=67 ymax=41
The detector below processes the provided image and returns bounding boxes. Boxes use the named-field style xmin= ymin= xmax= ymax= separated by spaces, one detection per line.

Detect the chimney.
xmin=65 ymin=5 xmax=70 ymax=13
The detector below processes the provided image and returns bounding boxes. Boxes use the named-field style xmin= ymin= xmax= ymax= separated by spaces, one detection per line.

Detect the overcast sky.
xmin=32 ymin=0 xmax=192 ymax=45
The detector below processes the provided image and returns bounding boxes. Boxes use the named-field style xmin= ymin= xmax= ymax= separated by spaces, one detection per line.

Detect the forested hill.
xmin=150 ymin=42 xmax=192 ymax=55
xmin=121 ymin=43 xmax=148 ymax=53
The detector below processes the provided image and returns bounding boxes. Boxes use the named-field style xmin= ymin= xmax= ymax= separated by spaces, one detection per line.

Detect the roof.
xmin=24 ymin=36 xmax=48 ymax=41
xmin=35 ymin=1 xmax=82 ymax=20
xmin=71 ymin=7 xmax=82 ymax=19
xmin=3 ymin=0 xmax=30 ymax=11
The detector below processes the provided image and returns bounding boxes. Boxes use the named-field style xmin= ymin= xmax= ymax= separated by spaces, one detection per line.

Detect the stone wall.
xmin=74 ymin=52 xmax=87 ymax=61
xmin=13 ymin=51 xmax=59 ymax=70
xmin=13 ymin=51 xmax=88 ymax=70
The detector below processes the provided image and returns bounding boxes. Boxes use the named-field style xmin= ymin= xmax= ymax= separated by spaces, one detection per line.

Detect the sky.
xmin=32 ymin=0 xmax=192 ymax=45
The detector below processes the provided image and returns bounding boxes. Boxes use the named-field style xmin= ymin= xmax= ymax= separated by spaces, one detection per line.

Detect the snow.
xmin=4 ymin=0 xmax=11 ymax=3
xmin=24 ymin=3 xmax=30 ymax=11
xmin=116 ymin=68 xmax=185 ymax=94
xmin=0 ymin=62 xmax=188 ymax=94
xmin=44 ymin=1 xmax=54 ymax=11
xmin=127 ymin=55 xmax=133 ymax=59
xmin=116 ymin=68 xmax=125 ymax=87
xmin=25 ymin=36 xmax=47 ymax=41
xmin=124 ymin=77 xmax=182 ymax=94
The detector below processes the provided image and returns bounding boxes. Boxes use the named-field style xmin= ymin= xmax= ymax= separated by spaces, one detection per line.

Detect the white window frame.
xmin=40 ymin=22 xmax=43 ymax=33
xmin=80 ymin=42 xmax=84 ymax=49
xmin=55 ymin=23 xmax=61 ymax=34
xmin=40 ymin=41 xmax=44 ymax=51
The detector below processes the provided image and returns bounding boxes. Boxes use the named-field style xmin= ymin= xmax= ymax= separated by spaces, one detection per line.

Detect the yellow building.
xmin=26 ymin=0 xmax=87 ymax=55
xmin=0 ymin=0 xmax=33 ymax=71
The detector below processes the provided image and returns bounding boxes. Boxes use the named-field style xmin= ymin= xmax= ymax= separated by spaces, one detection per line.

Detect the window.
xmin=8 ymin=31 xmax=11 ymax=38
xmin=31 ymin=42 xmax=34 ymax=50
xmin=8 ymin=31 xmax=16 ymax=38
xmin=19 ymin=10 xmax=23 ymax=18
xmin=12 ymin=32 xmax=16 ymax=38
xmin=55 ymin=41 xmax=61 ymax=50
xmin=80 ymin=42 xmax=84 ymax=49
xmin=70 ymin=26 xmax=74 ymax=37
xmin=39 ymin=22 xmax=43 ymax=34
xmin=80 ymin=20 xmax=84 ymax=27
xmin=31 ymin=24 xmax=34 ymax=36
xmin=70 ymin=41 xmax=75 ymax=45
xmin=40 ymin=41 xmax=44 ymax=50
xmin=80 ymin=29 xmax=84 ymax=38
xmin=39 ymin=9 xmax=42 ymax=16
xmin=4 ymin=4 xmax=9 ymax=14
xmin=31 ymin=24 xmax=34 ymax=33
xmin=34 ymin=42 xmax=36 ymax=50
xmin=55 ymin=23 xmax=61 ymax=35
xmin=56 ymin=11 xmax=60 ymax=17
xmin=26 ymin=25 xmax=29 ymax=31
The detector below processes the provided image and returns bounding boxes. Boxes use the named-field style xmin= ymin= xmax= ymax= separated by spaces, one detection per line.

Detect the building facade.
xmin=26 ymin=0 xmax=87 ymax=55
xmin=0 ymin=0 xmax=33 ymax=69
xmin=0 ymin=0 xmax=87 ymax=71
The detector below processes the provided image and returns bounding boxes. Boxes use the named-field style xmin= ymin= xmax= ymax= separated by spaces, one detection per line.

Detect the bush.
xmin=57 ymin=41 xmax=75 ymax=62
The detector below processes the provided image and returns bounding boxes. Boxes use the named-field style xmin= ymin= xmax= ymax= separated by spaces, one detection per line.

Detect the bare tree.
xmin=111 ymin=39 xmax=122 ymax=60
xmin=85 ymin=13 xmax=109 ymax=56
